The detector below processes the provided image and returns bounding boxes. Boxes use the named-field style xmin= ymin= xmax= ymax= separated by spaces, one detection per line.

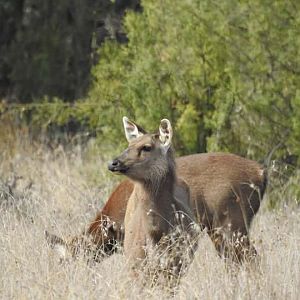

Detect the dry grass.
xmin=0 ymin=138 xmax=299 ymax=299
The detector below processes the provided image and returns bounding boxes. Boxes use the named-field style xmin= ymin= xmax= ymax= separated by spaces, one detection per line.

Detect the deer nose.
xmin=108 ymin=159 xmax=121 ymax=172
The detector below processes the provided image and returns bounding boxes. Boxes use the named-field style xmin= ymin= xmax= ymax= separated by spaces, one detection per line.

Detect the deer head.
xmin=108 ymin=117 xmax=174 ymax=182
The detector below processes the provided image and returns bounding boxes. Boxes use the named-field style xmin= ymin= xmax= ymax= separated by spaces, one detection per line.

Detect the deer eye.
xmin=141 ymin=145 xmax=152 ymax=152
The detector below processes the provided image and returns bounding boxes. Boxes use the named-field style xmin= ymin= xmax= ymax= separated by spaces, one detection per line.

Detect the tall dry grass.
xmin=0 ymin=135 xmax=299 ymax=299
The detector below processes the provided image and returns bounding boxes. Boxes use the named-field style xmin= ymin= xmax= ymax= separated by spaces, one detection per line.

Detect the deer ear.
xmin=159 ymin=119 xmax=173 ymax=153
xmin=123 ymin=116 xmax=145 ymax=142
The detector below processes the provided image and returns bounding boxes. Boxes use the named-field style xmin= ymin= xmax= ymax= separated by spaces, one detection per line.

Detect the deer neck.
xmin=139 ymin=160 xmax=177 ymax=212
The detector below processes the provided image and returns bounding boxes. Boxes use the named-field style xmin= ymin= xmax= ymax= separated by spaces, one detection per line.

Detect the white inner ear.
xmin=159 ymin=118 xmax=173 ymax=153
xmin=123 ymin=116 xmax=143 ymax=142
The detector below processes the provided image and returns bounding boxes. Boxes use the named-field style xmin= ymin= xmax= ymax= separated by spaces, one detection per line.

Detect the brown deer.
xmin=46 ymin=125 xmax=267 ymax=264
xmin=107 ymin=117 xmax=198 ymax=281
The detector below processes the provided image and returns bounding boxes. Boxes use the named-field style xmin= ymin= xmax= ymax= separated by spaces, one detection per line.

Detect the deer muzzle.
xmin=108 ymin=158 xmax=129 ymax=173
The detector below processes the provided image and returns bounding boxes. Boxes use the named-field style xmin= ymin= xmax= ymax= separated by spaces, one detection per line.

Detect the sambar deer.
xmin=108 ymin=117 xmax=198 ymax=282
xmin=47 ymin=124 xmax=267 ymax=264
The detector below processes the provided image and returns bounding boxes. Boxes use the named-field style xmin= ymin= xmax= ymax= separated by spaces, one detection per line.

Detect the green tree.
xmin=88 ymin=0 xmax=300 ymax=161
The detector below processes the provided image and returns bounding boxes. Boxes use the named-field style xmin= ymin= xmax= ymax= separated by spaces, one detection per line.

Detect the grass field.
xmin=0 ymin=138 xmax=299 ymax=299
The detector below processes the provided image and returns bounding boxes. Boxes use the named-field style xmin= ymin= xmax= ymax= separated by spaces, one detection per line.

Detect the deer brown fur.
xmin=47 ymin=127 xmax=267 ymax=265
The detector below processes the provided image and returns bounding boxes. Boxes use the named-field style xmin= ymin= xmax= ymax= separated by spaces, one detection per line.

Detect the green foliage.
xmin=2 ymin=0 xmax=300 ymax=165
xmin=85 ymin=0 xmax=300 ymax=160
xmin=1 ymin=0 xmax=300 ymax=208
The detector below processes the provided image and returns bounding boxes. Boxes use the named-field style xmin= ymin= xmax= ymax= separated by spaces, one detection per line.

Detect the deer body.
xmin=108 ymin=118 xmax=197 ymax=279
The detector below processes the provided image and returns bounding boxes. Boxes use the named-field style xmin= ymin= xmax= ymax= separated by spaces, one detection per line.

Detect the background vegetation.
xmin=1 ymin=0 xmax=300 ymax=204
